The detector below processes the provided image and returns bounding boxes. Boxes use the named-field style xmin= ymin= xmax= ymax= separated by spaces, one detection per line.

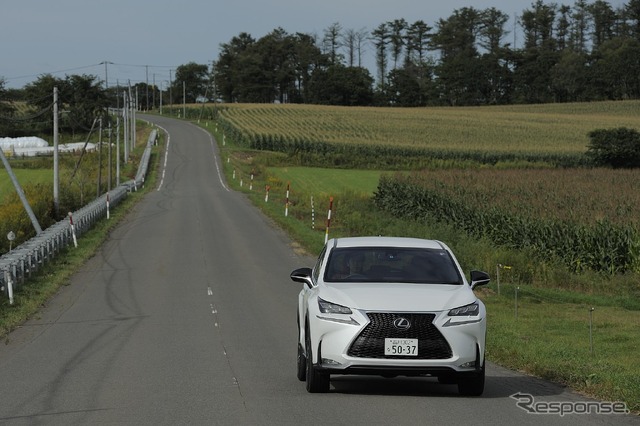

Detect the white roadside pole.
xmin=5 ymin=231 xmax=16 ymax=305
xmin=69 ymin=212 xmax=78 ymax=248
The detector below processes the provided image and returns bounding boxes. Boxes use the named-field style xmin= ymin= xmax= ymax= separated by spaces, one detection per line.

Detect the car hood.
xmin=319 ymin=282 xmax=476 ymax=312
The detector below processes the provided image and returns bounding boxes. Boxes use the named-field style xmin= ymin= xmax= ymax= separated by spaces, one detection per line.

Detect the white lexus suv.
xmin=290 ymin=236 xmax=490 ymax=395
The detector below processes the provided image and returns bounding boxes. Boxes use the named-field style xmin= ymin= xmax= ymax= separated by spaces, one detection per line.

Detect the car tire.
xmin=305 ymin=327 xmax=330 ymax=393
xmin=297 ymin=342 xmax=306 ymax=381
xmin=457 ymin=362 xmax=485 ymax=397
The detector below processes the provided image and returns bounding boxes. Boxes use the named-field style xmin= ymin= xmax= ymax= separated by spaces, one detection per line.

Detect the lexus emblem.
xmin=393 ymin=317 xmax=411 ymax=330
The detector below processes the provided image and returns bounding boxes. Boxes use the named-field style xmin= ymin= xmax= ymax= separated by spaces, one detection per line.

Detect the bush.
xmin=587 ymin=127 xmax=640 ymax=168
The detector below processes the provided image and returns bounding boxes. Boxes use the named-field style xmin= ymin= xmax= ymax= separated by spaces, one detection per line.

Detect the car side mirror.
xmin=290 ymin=267 xmax=314 ymax=288
xmin=470 ymin=270 xmax=490 ymax=289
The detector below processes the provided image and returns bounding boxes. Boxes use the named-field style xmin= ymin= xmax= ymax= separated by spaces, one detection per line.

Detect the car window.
xmin=312 ymin=245 xmax=327 ymax=284
xmin=324 ymin=247 xmax=462 ymax=284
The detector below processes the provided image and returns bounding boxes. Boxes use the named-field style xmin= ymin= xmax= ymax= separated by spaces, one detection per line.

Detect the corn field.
xmin=373 ymin=171 xmax=640 ymax=274
xmin=212 ymin=101 xmax=640 ymax=168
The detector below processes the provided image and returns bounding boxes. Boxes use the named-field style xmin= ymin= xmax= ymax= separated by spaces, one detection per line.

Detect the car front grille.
xmin=347 ymin=313 xmax=452 ymax=359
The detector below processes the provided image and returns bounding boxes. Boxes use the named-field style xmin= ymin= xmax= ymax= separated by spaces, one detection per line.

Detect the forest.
xmin=212 ymin=0 xmax=640 ymax=106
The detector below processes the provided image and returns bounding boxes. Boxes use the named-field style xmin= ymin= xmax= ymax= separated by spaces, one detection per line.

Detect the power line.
xmin=6 ymin=63 xmax=104 ymax=83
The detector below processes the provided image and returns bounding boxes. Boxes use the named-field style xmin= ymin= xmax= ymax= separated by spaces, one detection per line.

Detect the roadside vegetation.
xmin=0 ymin=124 xmax=159 ymax=336
xmin=192 ymin=101 xmax=640 ymax=412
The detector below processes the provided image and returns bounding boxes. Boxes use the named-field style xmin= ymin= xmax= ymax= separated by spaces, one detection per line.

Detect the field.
xmin=198 ymin=100 xmax=640 ymax=411
xmin=216 ymin=100 xmax=640 ymax=156
xmin=266 ymin=167 xmax=383 ymax=196
xmin=0 ymin=169 xmax=52 ymax=203
xmin=394 ymin=168 xmax=640 ymax=226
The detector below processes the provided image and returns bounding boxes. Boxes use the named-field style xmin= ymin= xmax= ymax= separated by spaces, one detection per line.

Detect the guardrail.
xmin=0 ymin=129 xmax=158 ymax=303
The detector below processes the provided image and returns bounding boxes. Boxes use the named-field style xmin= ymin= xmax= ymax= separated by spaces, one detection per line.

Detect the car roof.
xmin=330 ymin=236 xmax=447 ymax=250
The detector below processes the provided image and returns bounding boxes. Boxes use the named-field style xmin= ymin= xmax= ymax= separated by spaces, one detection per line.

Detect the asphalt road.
xmin=0 ymin=115 xmax=637 ymax=425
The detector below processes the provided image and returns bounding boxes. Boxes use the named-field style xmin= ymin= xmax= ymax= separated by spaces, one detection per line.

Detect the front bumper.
xmin=309 ymin=308 xmax=486 ymax=376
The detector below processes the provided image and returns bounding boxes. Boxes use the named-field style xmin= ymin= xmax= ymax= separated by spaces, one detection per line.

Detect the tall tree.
xmin=430 ymin=7 xmax=484 ymax=105
xmin=174 ymin=62 xmax=209 ymax=104
xmin=0 ymin=78 xmax=17 ymax=136
xmin=293 ymin=32 xmax=327 ymax=103
xmin=307 ymin=64 xmax=374 ymax=106
xmin=340 ymin=27 xmax=370 ymax=68
xmin=354 ymin=28 xmax=369 ymax=68
xmin=405 ymin=20 xmax=432 ymax=65
xmin=478 ymin=8 xmax=513 ymax=104
xmin=589 ymin=0 xmax=617 ymax=49
xmin=24 ymin=74 xmax=62 ymax=119
xmin=371 ymin=23 xmax=390 ymax=88
xmin=628 ymin=0 xmax=640 ymax=40
xmin=551 ymin=50 xmax=589 ymax=101
xmin=323 ymin=22 xmax=343 ymax=65
xmin=570 ymin=0 xmax=590 ymax=53
xmin=215 ymin=33 xmax=255 ymax=102
xmin=592 ymin=37 xmax=640 ymax=99
xmin=556 ymin=5 xmax=572 ymax=51
xmin=64 ymin=74 xmax=108 ymax=136
xmin=479 ymin=7 xmax=510 ymax=55
xmin=388 ymin=18 xmax=408 ymax=69
xmin=514 ymin=1 xmax=559 ymax=103
xmin=521 ymin=0 xmax=557 ymax=50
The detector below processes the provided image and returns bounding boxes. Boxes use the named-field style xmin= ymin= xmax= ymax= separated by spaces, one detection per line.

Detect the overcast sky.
xmin=0 ymin=0 xmax=630 ymax=89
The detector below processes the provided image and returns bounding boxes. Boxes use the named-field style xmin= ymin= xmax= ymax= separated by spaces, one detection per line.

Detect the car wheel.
xmin=297 ymin=342 xmax=306 ymax=381
xmin=457 ymin=362 xmax=485 ymax=396
xmin=305 ymin=327 xmax=330 ymax=393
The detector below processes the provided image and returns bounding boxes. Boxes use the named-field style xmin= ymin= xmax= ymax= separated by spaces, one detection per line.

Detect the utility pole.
xmin=97 ymin=118 xmax=102 ymax=198
xmin=53 ymin=86 xmax=59 ymax=217
xmin=153 ymin=73 xmax=156 ymax=110
xmin=116 ymin=115 xmax=121 ymax=186
xmin=183 ymin=81 xmax=186 ymax=118
xmin=123 ymin=91 xmax=129 ymax=163
xmin=169 ymin=69 xmax=173 ymax=112
xmin=108 ymin=120 xmax=112 ymax=191
xmin=101 ymin=61 xmax=113 ymax=89
xmin=145 ymin=65 xmax=149 ymax=111
xmin=133 ymin=87 xmax=138 ymax=149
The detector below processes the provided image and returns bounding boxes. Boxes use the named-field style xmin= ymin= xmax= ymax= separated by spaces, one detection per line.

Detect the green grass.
xmin=0 ymin=169 xmax=52 ymax=203
xmin=484 ymin=286 xmax=640 ymax=410
xmin=266 ymin=167 xmax=384 ymax=196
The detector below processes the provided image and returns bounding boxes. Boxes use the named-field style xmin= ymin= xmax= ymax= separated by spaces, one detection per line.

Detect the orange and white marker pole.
xmin=265 ymin=185 xmax=270 ymax=202
xmin=285 ymin=183 xmax=290 ymax=217
xmin=106 ymin=192 xmax=110 ymax=220
xmin=325 ymin=196 xmax=333 ymax=244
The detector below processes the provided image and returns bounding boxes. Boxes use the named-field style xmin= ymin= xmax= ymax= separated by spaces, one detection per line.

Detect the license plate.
xmin=384 ymin=338 xmax=418 ymax=356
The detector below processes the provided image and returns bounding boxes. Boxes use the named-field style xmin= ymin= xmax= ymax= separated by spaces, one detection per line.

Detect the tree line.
xmin=213 ymin=0 xmax=640 ymax=106
xmin=1 ymin=0 xmax=639 ymax=123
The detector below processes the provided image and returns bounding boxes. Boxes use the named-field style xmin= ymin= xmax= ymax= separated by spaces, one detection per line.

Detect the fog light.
xmin=459 ymin=361 xmax=476 ymax=369
xmin=322 ymin=358 xmax=342 ymax=366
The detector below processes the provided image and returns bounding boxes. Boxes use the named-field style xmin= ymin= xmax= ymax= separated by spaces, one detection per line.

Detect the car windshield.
xmin=324 ymin=247 xmax=462 ymax=284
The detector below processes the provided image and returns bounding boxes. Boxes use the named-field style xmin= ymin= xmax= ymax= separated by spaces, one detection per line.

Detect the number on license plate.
xmin=384 ymin=338 xmax=418 ymax=356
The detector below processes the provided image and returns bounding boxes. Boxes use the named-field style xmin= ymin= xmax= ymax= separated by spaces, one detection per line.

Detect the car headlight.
xmin=318 ymin=297 xmax=352 ymax=314
xmin=448 ymin=301 xmax=480 ymax=317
